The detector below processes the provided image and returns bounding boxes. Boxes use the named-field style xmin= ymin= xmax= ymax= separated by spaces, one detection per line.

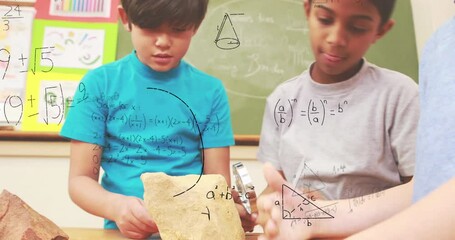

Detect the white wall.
xmin=411 ymin=0 xmax=455 ymax=57
xmin=0 ymin=156 xmax=104 ymax=228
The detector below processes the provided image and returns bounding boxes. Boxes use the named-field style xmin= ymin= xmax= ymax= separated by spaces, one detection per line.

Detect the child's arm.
xmin=261 ymin=170 xmax=286 ymax=195
xmin=203 ymin=147 xmax=231 ymax=183
xmin=390 ymin=86 xmax=419 ymax=183
xmin=68 ymin=140 xmax=157 ymax=239
xmin=257 ymin=163 xmax=413 ymax=239
xmin=348 ymin=176 xmax=455 ymax=240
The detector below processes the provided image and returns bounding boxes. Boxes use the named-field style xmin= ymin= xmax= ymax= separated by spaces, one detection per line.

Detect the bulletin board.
xmin=0 ymin=0 xmax=120 ymax=131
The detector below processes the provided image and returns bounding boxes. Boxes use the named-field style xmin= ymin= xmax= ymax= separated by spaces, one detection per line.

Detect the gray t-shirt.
xmin=257 ymin=60 xmax=419 ymax=200
xmin=413 ymin=17 xmax=455 ymax=202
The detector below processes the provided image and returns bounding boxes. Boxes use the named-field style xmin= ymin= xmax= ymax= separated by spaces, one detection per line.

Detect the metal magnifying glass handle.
xmin=232 ymin=162 xmax=257 ymax=214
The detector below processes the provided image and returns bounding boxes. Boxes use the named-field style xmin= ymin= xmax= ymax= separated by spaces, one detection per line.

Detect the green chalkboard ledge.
xmin=0 ymin=130 xmax=259 ymax=145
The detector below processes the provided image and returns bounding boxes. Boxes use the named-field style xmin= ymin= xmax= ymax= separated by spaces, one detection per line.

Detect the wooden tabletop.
xmin=62 ymin=228 xmax=260 ymax=240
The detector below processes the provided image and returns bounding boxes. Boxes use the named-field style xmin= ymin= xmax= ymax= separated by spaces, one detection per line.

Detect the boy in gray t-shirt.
xmin=256 ymin=9 xmax=455 ymax=240
xmin=257 ymin=0 xmax=418 ymax=200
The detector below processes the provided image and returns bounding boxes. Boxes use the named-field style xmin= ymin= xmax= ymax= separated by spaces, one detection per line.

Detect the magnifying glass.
xmin=232 ymin=162 xmax=257 ymax=214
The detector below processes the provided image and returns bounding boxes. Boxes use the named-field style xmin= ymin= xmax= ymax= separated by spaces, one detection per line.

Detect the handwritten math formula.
xmin=100 ymin=134 xmax=188 ymax=164
xmin=87 ymin=91 xmax=222 ymax=135
xmin=0 ymin=46 xmax=55 ymax=80
xmin=274 ymin=98 xmax=349 ymax=127
xmin=0 ymin=4 xmax=54 ymax=80
xmin=2 ymin=83 xmax=70 ymax=125
xmin=202 ymin=184 xmax=255 ymax=221
xmin=1 ymin=4 xmax=23 ymax=32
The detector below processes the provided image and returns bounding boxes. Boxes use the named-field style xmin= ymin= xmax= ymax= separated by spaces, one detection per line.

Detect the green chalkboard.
xmin=116 ymin=0 xmax=418 ymax=135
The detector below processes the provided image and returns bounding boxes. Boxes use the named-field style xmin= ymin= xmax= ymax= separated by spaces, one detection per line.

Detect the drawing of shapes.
xmin=282 ymin=184 xmax=334 ymax=220
xmin=45 ymin=31 xmax=65 ymax=56
xmin=38 ymin=80 xmax=79 ymax=125
xmin=78 ymin=34 xmax=102 ymax=65
xmin=293 ymin=162 xmax=327 ymax=195
xmin=49 ymin=0 xmax=112 ymax=18
xmin=43 ymin=26 xmax=105 ymax=69
xmin=214 ymin=13 xmax=240 ymax=50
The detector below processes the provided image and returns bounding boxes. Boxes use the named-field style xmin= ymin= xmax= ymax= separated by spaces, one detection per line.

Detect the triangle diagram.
xmin=292 ymin=163 xmax=326 ymax=196
xmin=282 ymin=184 xmax=334 ymax=220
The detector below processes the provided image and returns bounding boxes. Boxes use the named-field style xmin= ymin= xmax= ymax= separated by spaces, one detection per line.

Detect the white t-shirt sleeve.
xmin=257 ymin=91 xmax=283 ymax=171
xmin=389 ymin=78 xmax=419 ymax=177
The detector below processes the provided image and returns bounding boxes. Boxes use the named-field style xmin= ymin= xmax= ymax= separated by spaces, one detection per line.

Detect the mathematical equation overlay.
xmin=274 ymin=98 xmax=349 ymax=127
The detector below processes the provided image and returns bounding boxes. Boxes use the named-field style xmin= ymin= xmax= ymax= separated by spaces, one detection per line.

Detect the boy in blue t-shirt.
xmin=60 ymin=0 xmax=244 ymax=238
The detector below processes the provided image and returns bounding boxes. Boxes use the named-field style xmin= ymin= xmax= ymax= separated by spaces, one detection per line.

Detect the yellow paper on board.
xmin=21 ymin=72 xmax=83 ymax=132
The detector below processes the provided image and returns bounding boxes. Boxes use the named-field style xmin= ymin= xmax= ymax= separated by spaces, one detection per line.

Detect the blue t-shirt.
xmin=60 ymin=52 xmax=234 ymax=228
xmin=413 ymin=17 xmax=455 ymax=201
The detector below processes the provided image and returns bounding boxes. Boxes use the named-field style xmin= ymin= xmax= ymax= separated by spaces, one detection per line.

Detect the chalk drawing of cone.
xmin=215 ymin=13 xmax=240 ymax=50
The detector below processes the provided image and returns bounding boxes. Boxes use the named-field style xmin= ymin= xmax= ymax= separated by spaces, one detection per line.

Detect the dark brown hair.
xmin=310 ymin=0 xmax=396 ymax=25
xmin=120 ymin=0 xmax=209 ymax=29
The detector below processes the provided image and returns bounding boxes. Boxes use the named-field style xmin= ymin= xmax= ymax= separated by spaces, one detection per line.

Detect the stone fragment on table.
xmin=141 ymin=172 xmax=245 ymax=240
xmin=0 ymin=190 xmax=69 ymax=240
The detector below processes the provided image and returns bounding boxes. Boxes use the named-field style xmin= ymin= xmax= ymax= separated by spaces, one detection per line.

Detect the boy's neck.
xmin=310 ymin=59 xmax=364 ymax=84
xmin=132 ymin=51 xmax=183 ymax=78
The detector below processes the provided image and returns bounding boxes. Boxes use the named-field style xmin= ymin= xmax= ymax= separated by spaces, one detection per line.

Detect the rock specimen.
xmin=0 ymin=190 xmax=69 ymax=240
xmin=141 ymin=173 xmax=245 ymax=240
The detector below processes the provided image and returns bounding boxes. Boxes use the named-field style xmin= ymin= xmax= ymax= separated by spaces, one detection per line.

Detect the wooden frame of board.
xmin=0 ymin=131 xmax=260 ymax=145
xmin=0 ymin=1 xmax=34 ymax=7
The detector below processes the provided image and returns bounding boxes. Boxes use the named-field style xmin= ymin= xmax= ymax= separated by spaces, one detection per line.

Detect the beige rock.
xmin=0 ymin=190 xmax=69 ymax=240
xmin=141 ymin=173 xmax=245 ymax=240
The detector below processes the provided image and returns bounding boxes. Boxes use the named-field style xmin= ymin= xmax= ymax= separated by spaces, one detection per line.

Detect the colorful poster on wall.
xmin=20 ymin=0 xmax=119 ymax=132
xmin=0 ymin=6 xmax=35 ymax=127
xmin=30 ymin=19 xmax=118 ymax=75
xmin=43 ymin=26 xmax=105 ymax=69
xmin=35 ymin=0 xmax=120 ymax=23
